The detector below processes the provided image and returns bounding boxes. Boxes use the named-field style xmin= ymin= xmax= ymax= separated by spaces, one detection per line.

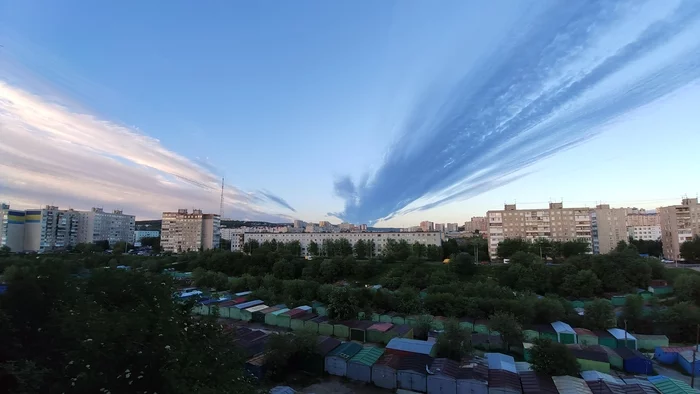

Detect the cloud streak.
xmin=0 ymin=81 xmax=295 ymax=220
xmin=331 ymin=0 xmax=700 ymax=224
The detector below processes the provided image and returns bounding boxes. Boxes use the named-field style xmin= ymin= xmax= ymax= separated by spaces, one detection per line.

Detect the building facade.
xmin=628 ymin=225 xmax=661 ymax=241
xmin=446 ymin=223 xmax=459 ymax=233
xmin=78 ymin=208 xmax=135 ymax=246
xmin=464 ymin=217 xmax=488 ymax=234
xmin=659 ymin=198 xmax=700 ymax=260
xmin=234 ymin=231 xmax=443 ymax=257
xmin=627 ymin=209 xmax=660 ymax=227
xmin=0 ymin=204 xmax=26 ymax=252
xmin=161 ymin=209 xmax=221 ymax=253
xmin=487 ymin=203 xmax=592 ymax=259
xmin=591 ymin=204 xmax=629 ymax=254
xmin=22 ymin=206 xmax=80 ymax=252
xmin=435 ymin=223 xmax=445 ymax=233
xmin=419 ymin=221 xmax=434 ymax=232
xmin=134 ymin=230 xmax=160 ymax=244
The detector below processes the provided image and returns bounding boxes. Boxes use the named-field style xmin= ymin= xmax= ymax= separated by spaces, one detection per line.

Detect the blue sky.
xmin=1 ymin=0 xmax=699 ymax=225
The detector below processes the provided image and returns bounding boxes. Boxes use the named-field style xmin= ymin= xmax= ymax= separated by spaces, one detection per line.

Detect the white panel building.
xmin=235 ymin=231 xmax=443 ymax=257
xmin=628 ymin=225 xmax=661 ymax=241
xmin=78 ymin=208 xmax=136 ymax=245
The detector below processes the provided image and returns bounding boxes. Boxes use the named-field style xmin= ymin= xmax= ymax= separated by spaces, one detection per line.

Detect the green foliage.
xmin=451 ymin=252 xmax=477 ymax=276
xmin=140 ymin=236 xmax=161 ymax=252
xmin=0 ymin=259 xmax=255 ymax=393
xmin=530 ymin=338 xmax=580 ymax=376
xmin=681 ymin=236 xmax=700 ymax=261
xmin=307 ymin=241 xmax=319 ymax=256
xmin=435 ymin=319 xmax=471 ymax=361
xmin=622 ymin=294 xmax=644 ymax=331
xmin=674 ymin=274 xmax=700 ymax=305
xmin=414 ymin=315 xmax=433 ymax=340
xmin=497 ymin=238 xmax=532 ymax=259
xmin=326 ymin=287 xmax=359 ymax=320
xmin=489 ymin=311 xmax=524 ymax=351
xmin=560 ymin=270 xmax=602 ymax=299
xmin=583 ymin=299 xmax=615 ymax=331
xmin=263 ymin=330 xmax=318 ymax=380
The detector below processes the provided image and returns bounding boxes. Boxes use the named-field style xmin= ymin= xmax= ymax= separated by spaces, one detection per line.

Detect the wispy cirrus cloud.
xmin=331 ymin=0 xmax=700 ymax=224
xmin=0 ymin=81 xmax=295 ymax=221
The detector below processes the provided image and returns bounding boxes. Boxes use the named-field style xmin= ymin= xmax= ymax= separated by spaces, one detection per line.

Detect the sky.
xmin=1 ymin=0 xmax=699 ymax=226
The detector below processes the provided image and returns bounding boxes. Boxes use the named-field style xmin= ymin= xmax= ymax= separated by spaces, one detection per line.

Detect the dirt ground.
xmin=299 ymin=377 xmax=390 ymax=394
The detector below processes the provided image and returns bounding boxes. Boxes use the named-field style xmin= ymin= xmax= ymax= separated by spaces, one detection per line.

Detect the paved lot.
xmin=653 ymin=360 xmax=695 ymax=387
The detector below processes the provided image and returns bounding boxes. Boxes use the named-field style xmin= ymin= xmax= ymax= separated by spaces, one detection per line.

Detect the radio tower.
xmin=219 ymin=177 xmax=225 ymax=218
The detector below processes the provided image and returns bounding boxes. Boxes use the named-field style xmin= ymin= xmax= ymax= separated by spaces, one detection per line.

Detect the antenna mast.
xmin=219 ymin=177 xmax=225 ymax=218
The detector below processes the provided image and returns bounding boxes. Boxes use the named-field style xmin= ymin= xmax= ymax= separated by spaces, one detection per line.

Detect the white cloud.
xmin=0 ymin=81 xmax=293 ymax=221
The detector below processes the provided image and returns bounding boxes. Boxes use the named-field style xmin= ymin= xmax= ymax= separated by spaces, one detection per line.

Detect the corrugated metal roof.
xmin=589 ymin=345 xmax=619 ymax=359
xmin=235 ymin=300 xmax=264 ymax=309
xmin=648 ymin=375 xmax=698 ymax=394
xmin=283 ymin=308 xmax=307 ymax=318
xmin=390 ymin=324 xmax=412 ymax=336
xmin=486 ymin=353 xmax=517 ymax=373
xmin=368 ymin=323 xmax=394 ymax=332
xmin=428 ymin=358 xmax=460 ymax=378
xmin=552 ymin=321 xmax=576 ymax=334
xmin=456 ymin=362 xmax=488 ymax=381
xmin=515 ymin=362 xmax=532 ymax=372
xmin=294 ymin=312 xmax=318 ymax=322
xmin=374 ymin=354 xmax=403 ymax=370
xmin=297 ymin=305 xmax=312 ymax=311
xmin=311 ymin=315 xmax=329 ymax=324
xmin=594 ymin=330 xmax=616 ymax=339
xmin=532 ymin=324 xmax=557 ymax=334
xmin=552 ymin=375 xmax=594 ymax=394
xmin=271 ymin=308 xmax=290 ymax=316
xmin=327 ymin=341 xmax=362 ymax=361
xmin=586 ymin=380 xmax=626 ymax=394
xmin=608 ymin=328 xmax=637 ymax=341
xmin=657 ymin=346 xmax=695 ymax=354
xmin=315 ymin=336 xmax=341 ymax=356
xmin=488 ymin=369 xmax=522 ymax=390
xmin=349 ymin=346 xmax=385 ymax=367
xmin=245 ymin=304 xmax=269 ymax=313
xmin=615 ymin=347 xmax=646 ymax=360
xmin=235 ymin=290 xmax=252 ymax=296
xmin=569 ymin=347 xmax=609 ymax=363
xmin=258 ymin=306 xmax=281 ymax=314
xmin=472 ymin=333 xmax=502 ymax=347
xmin=678 ymin=350 xmax=698 ymax=364
xmin=519 ymin=370 xmax=559 ymax=394
xmin=621 ymin=378 xmax=661 ymax=394
xmin=348 ymin=320 xmax=374 ymax=330
xmin=269 ymin=386 xmax=295 ymax=394
xmin=634 ymin=334 xmax=669 ymax=341
xmin=575 ymin=328 xmax=596 ymax=336
xmin=397 ymin=353 xmax=433 ymax=374
xmin=387 ymin=338 xmax=435 ymax=355
xmin=581 ymin=370 xmax=623 ymax=384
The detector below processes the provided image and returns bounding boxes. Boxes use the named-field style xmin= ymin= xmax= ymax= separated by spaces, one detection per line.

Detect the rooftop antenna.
xmin=219 ymin=177 xmax=225 ymax=218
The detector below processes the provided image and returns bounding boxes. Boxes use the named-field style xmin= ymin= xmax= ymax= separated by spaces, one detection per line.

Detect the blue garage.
xmin=615 ymin=347 xmax=652 ymax=375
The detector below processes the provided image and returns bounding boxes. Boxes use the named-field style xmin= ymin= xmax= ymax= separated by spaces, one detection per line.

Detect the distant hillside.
xmin=135 ymin=220 xmax=162 ymax=231
xmin=221 ymin=220 xmax=291 ymax=228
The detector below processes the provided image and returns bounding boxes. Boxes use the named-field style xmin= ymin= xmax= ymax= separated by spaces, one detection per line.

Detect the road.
xmin=653 ymin=360 xmax=695 ymax=388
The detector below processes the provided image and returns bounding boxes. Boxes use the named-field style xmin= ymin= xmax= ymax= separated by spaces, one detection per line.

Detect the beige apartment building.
xmin=487 ymin=203 xmax=592 ymax=259
xmin=626 ymin=208 xmax=660 ymax=227
xmin=161 ymin=209 xmax=221 ymax=253
xmin=465 ymin=217 xmax=488 ymax=234
xmin=659 ymin=198 xmax=700 ymax=260
xmin=590 ymin=204 xmax=629 ymax=254
xmin=78 ymin=207 xmax=135 ymax=245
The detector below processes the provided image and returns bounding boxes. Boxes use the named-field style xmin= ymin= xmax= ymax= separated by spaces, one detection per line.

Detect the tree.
xmin=426 ymin=245 xmax=443 ymax=261
xmin=622 ymin=294 xmax=644 ymax=331
xmin=451 ymin=252 xmax=477 ymax=276
xmin=435 ymin=319 xmax=471 ymax=361
xmin=560 ymin=270 xmax=602 ymax=298
xmin=272 ymin=259 xmax=295 ymax=280
xmin=307 ymin=241 xmax=319 ymax=257
xmin=219 ymin=238 xmax=231 ymax=251
xmin=0 ymin=245 xmax=11 ymax=256
xmin=488 ymin=311 xmax=524 ymax=351
xmin=326 ymin=287 xmax=359 ymax=320
xmin=583 ymin=299 xmax=614 ymax=331
xmin=558 ymin=240 xmax=591 ymax=258
xmin=140 ymin=237 xmax=161 ymax=253
xmin=681 ymin=236 xmax=700 ymax=261
xmin=354 ymin=240 xmax=368 ymax=260
xmin=414 ymin=315 xmax=433 ymax=340
xmin=496 ymin=238 xmax=531 ymax=259
xmin=412 ymin=242 xmax=426 ymax=258
xmin=674 ymin=274 xmax=700 ymax=305
xmin=0 ymin=261 xmax=256 ymax=393
xmin=530 ymin=338 xmax=580 ymax=376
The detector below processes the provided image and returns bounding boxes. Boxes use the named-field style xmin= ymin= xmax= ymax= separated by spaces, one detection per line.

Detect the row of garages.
xmin=655 ymin=346 xmax=700 ymax=376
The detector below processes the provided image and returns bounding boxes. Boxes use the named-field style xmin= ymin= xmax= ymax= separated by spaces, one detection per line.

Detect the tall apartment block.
xmin=78 ymin=208 xmax=136 ymax=245
xmin=465 ymin=217 xmax=488 ymax=234
xmin=487 ymin=203 xmax=592 ymax=259
xmin=590 ymin=204 xmax=629 ymax=254
xmin=23 ymin=206 xmax=80 ymax=252
xmin=659 ymin=198 xmax=700 ymax=260
xmin=1 ymin=203 xmax=26 ymax=252
xmin=420 ymin=221 xmax=435 ymax=232
xmin=161 ymin=209 xmax=221 ymax=253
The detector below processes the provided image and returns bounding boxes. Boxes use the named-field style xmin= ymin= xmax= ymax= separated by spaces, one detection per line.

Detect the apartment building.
xmin=420 ymin=221 xmax=434 ymax=232
xmin=134 ymin=230 xmax=160 ymax=244
xmin=628 ymin=225 xmax=661 ymax=241
xmin=435 ymin=223 xmax=445 ymax=233
xmin=78 ymin=208 xmax=135 ymax=246
xmin=161 ymin=209 xmax=221 ymax=253
xmin=590 ymin=204 xmax=629 ymax=254
xmin=23 ymin=206 xmax=80 ymax=252
xmin=487 ymin=203 xmax=592 ymax=259
xmin=659 ymin=198 xmax=700 ymax=260
xmin=627 ymin=209 xmax=660 ymax=227
xmin=235 ymin=231 xmax=443 ymax=257
xmin=0 ymin=204 xmax=25 ymax=252
xmin=446 ymin=223 xmax=459 ymax=232
xmin=465 ymin=217 xmax=488 ymax=234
